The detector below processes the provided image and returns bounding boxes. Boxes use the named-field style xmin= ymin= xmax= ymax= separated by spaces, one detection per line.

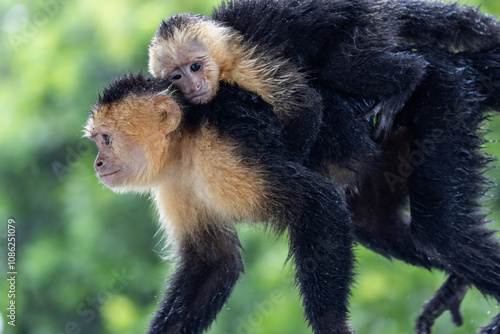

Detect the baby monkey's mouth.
xmin=186 ymin=90 xmax=212 ymax=105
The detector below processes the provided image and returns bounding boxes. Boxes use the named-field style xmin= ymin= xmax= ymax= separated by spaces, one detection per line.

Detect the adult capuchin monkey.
xmin=85 ymin=74 xmax=356 ymax=334
xmin=87 ymin=59 xmax=500 ymax=333
xmin=147 ymin=0 xmax=500 ymax=333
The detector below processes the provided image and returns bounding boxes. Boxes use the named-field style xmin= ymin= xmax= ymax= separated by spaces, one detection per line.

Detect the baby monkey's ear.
xmin=152 ymin=93 xmax=182 ymax=135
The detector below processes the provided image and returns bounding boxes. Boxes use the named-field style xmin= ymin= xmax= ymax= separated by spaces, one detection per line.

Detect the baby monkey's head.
xmin=149 ymin=14 xmax=245 ymax=104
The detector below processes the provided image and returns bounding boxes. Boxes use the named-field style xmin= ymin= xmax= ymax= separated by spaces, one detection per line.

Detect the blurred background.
xmin=1 ymin=0 xmax=500 ymax=333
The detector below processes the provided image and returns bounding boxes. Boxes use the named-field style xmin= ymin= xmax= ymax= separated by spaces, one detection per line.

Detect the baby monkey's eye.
xmin=171 ymin=74 xmax=182 ymax=81
xmin=103 ymin=134 xmax=111 ymax=145
xmin=190 ymin=63 xmax=202 ymax=72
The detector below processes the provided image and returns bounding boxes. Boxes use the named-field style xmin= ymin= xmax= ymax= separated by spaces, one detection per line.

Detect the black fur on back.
xmin=391 ymin=0 xmax=500 ymax=52
xmin=214 ymin=0 xmax=395 ymax=72
xmin=183 ymin=81 xmax=289 ymax=162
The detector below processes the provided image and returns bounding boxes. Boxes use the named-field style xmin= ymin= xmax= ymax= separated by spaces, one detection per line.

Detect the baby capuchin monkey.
xmin=150 ymin=0 xmax=500 ymax=142
xmin=148 ymin=11 xmax=426 ymax=141
xmin=85 ymin=74 xmax=356 ymax=334
xmin=149 ymin=15 xmax=322 ymax=162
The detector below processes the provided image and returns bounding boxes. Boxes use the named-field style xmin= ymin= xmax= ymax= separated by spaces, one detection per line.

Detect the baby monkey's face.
xmin=166 ymin=58 xmax=213 ymax=104
xmin=149 ymin=39 xmax=221 ymax=105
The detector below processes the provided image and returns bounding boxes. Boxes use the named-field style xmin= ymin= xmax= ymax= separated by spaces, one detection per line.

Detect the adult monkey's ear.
xmin=152 ymin=93 xmax=182 ymax=135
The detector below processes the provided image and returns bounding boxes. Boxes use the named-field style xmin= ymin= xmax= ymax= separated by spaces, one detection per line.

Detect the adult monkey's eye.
xmin=191 ymin=63 xmax=202 ymax=72
xmin=103 ymin=134 xmax=111 ymax=145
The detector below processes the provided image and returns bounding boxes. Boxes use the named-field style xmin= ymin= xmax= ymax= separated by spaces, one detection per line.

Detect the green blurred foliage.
xmin=0 ymin=0 xmax=499 ymax=333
